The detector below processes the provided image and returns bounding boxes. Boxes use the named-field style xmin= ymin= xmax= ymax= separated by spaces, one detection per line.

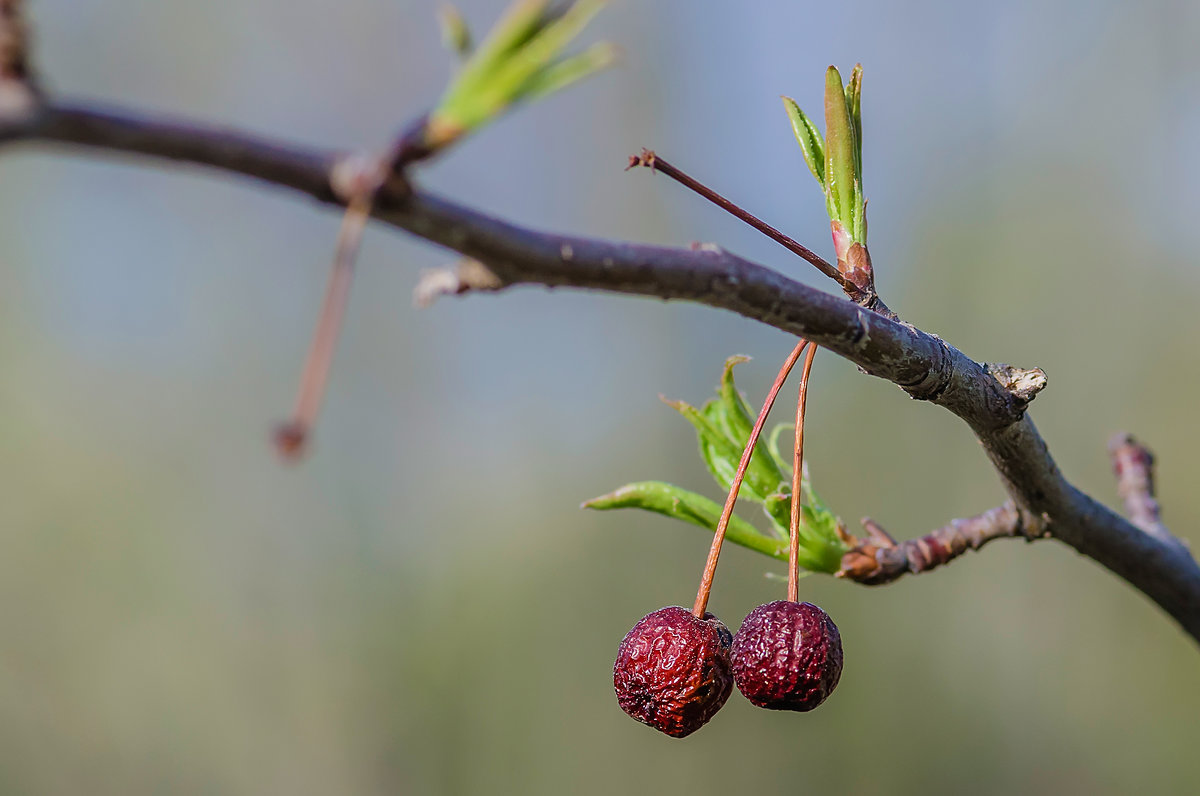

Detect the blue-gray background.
xmin=1 ymin=1 xmax=1198 ymax=793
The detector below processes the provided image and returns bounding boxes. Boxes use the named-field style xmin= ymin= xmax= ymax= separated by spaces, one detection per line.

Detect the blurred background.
xmin=1 ymin=0 xmax=1198 ymax=793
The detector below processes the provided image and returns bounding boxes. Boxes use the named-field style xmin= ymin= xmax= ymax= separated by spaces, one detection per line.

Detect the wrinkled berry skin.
xmin=731 ymin=600 xmax=842 ymax=712
xmin=613 ymin=606 xmax=734 ymax=738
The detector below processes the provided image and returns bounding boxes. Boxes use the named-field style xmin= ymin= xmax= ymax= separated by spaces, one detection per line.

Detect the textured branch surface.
xmin=2 ymin=100 xmax=1199 ymax=643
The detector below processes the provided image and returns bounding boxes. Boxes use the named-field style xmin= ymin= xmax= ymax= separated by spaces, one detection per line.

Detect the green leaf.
xmin=697 ymin=398 xmax=738 ymax=495
xmin=716 ymin=355 xmax=754 ymax=440
xmin=759 ymin=496 xmax=845 ymax=573
xmin=763 ymin=493 xmax=792 ymax=535
xmin=823 ymin=65 xmax=857 ymax=233
xmin=438 ymin=4 xmax=474 ymax=59
xmin=446 ymin=0 xmax=547 ymax=101
xmin=586 ymin=356 xmax=852 ymax=575
xmin=519 ymin=41 xmax=617 ymax=102
xmin=844 ymin=64 xmax=863 ymax=181
xmin=717 ymin=356 xmax=789 ymax=485
xmin=781 ymin=96 xmax=825 ymax=188
xmin=428 ymin=0 xmax=610 ymax=150
xmin=766 ymin=422 xmax=794 ymax=476
xmin=765 ymin=570 xmax=811 ymax=584
xmin=759 ymin=497 xmax=836 ymax=572
xmin=476 ymin=0 xmax=605 ymax=112
xmin=667 ymin=398 xmax=784 ymax=504
xmin=762 ymin=479 xmax=850 ymax=574
xmin=844 ymin=64 xmax=865 ymax=242
xmin=799 ymin=504 xmax=846 ymax=572
xmin=801 ymin=463 xmax=830 ymax=514
xmin=582 ymin=481 xmax=787 ymax=560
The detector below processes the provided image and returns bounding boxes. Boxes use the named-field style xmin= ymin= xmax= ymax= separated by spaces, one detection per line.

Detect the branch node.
xmin=329 ymin=152 xmax=392 ymax=205
xmin=987 ymin=363 xmax=1048 ymax=405
xmin=899 ymin=336 xmax=953 ymax=404
xmin=413 ymin=258 xmax=504 ymax=308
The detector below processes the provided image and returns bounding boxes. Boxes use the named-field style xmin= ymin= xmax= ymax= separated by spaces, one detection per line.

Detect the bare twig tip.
xmin=624 ymin=148 xmax=656 ymax=172
xmin=273 ymin=421 xmax=309 ymax=462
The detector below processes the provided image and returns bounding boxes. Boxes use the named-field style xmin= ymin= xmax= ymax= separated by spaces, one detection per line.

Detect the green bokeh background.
xmin=1 ymin=1 xmax=1198 ymax=793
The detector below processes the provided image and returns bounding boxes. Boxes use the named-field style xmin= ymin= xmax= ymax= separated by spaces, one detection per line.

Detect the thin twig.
xmin=694 ymin=339 xmax=810 ymax=618
xmin=628 ymin=149 xmax=845 ymax=286
xmin=274 ymin=195 xmax=372 ymax=460
xmin=276 ymin=127 xmax=428 ymax=459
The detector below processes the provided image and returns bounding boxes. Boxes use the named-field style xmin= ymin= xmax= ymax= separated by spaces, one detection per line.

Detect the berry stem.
xmin=788 ymin=344 xmax=818 ymax=603
xmin=693 ymin=338 xmax=811 ymax=618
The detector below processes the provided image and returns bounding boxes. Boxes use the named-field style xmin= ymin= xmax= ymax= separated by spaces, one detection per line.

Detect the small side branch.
xmin=0 ymin=0 xmax=36 ymax=113
xmin=627 ymin=149 xmax=842 ymax=285
xmin=837 ymin=502 xmax=1031 ymax=585
xmin=0 ymin=0 xmax=29 ymax=79
xmin=1109 ymin=433 xmax=1178 ymax=548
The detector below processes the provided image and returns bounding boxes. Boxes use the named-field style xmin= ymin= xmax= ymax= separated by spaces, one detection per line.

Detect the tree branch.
xmin=2 ymin=99 xmax=1198 ymax=643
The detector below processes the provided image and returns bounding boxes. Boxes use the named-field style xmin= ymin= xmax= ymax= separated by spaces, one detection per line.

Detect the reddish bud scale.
xmin=613 ymin=606 xmax=734 ymax=738
xmin=731 ymin=600 xmax=842 ymax=711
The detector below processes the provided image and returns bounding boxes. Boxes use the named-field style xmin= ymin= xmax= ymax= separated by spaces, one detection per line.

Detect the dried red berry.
xmin=731 ymin=600 xmax=842 ymax=711
xmin=613 ymin=606 xmax=734 ymax=738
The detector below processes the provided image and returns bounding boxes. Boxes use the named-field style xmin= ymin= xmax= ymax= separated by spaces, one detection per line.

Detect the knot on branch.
xmin=413 ymin=258 xmax=504 ymax=308
xmin=986 ymin=363 xmax=1047 ymax=406
xmin=836 ymin=502 xmax=1029 ymax=585
xmin=899 ymin=334 xmax=953 ymax=403
xmin=329 ymin=151 xmax=414 ymax=207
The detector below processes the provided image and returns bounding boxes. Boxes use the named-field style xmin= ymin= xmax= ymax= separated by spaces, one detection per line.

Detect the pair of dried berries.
xmin=614 ymin=600 xmax=842 ymax=737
